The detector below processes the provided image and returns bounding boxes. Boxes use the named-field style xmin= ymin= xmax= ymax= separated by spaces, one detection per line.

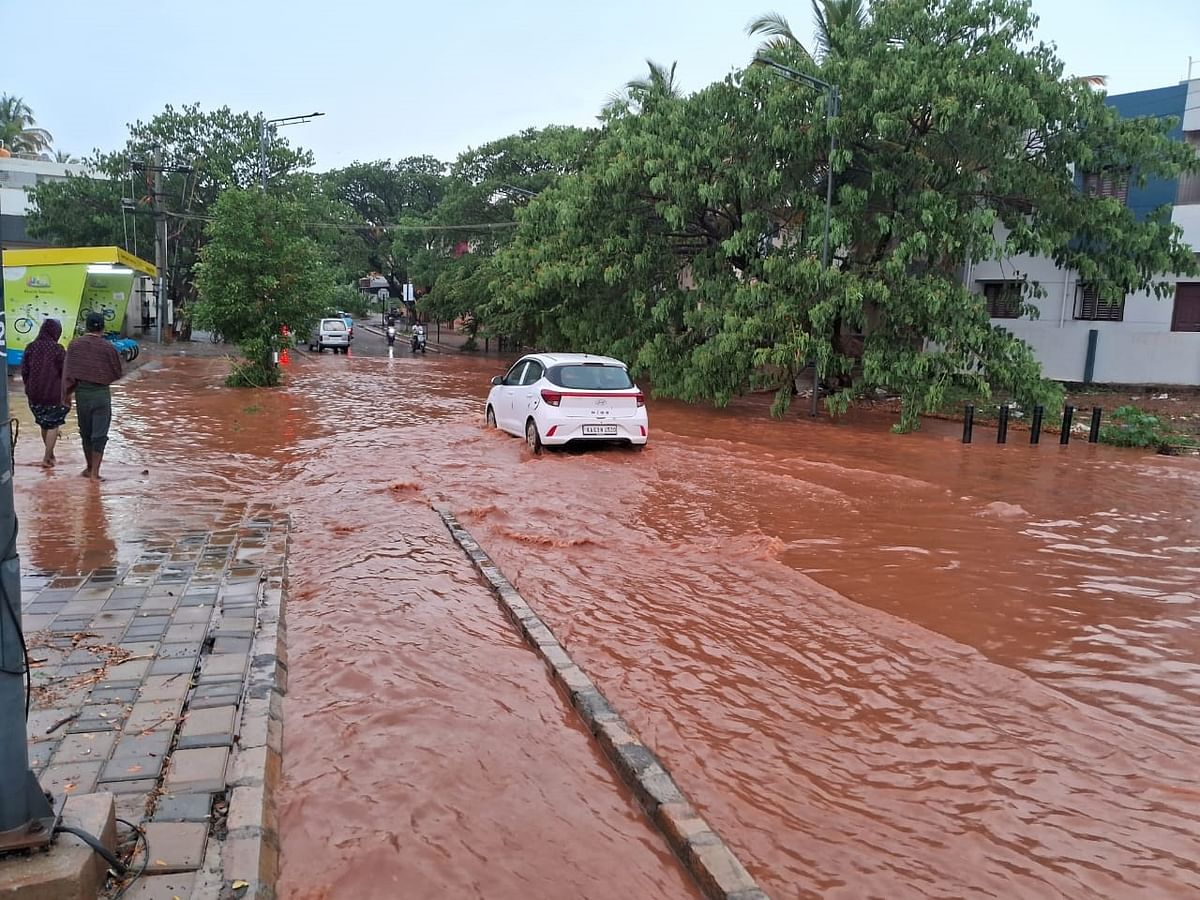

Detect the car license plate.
xmin=583 ymin=425 xmax=618 ymax=436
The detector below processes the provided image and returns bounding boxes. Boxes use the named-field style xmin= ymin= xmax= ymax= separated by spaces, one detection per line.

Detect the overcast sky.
xmin=6 ymin=0 xmax=1197 ymax=171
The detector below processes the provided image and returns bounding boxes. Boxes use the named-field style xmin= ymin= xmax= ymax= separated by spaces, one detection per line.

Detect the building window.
xmin=1172 ymin=282 xmax=1200 ymax=332
xmin=1075 ymin=283 xmax=1125 ymax=321
xmin=1083 ymin=170 xmax=1130 ymax=204
xmin=981 ymin=281 xmax=1023 ymax=318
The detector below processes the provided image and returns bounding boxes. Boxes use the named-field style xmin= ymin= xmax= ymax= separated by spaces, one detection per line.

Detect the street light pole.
xmin=258 ymin=111 xmax=325 ymax=190
xmin=753 ymin=55 xmax=839 ymax=417
xmin=0 ymin=188 xmax=56 ymax=853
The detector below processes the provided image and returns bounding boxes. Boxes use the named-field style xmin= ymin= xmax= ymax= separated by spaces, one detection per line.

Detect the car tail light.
xmin=540 ymin=390 xmax=562 ymax=406
xmin=546 ymin=425 xmax=558 ymax=437
xmin=635 ymin=392 xmax=645 ymax=407
xmin=639 ymin=425 xmax=646 ymax=436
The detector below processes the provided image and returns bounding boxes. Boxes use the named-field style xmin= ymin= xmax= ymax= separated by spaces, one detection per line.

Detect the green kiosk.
xmin=2 ymin=246 xmax=157 ymax=367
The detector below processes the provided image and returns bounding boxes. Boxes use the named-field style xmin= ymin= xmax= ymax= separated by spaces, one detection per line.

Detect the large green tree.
xmin=320 ymin=157 xmax=447 ymax=290
xmin=192 ymin=189 xmax=335 ymax=386
xmin=0 ymin=95 xmax=53 ymax=155
xmin=491 ymin=0 xmax=1198 ymax=428
xmin=26 ymin=104 xmax=314 ymax=330
xmin=419 ymin=126 xmax=591 ymax=334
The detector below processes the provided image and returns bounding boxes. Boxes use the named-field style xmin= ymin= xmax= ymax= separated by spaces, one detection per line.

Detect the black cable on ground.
xmin=7 ymin=418 xmax=17 ymax=474
xmin=112 ymin=817 xmax=149 ymax=900
xmin=53 ymin=824 xmax=125 ymax=872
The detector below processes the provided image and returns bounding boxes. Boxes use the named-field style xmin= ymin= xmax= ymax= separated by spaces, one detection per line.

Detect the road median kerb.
xmin=433 ymin=505 xmax=770 ymax=900
xmin=204 ymin=516 xmax=290 ymax=900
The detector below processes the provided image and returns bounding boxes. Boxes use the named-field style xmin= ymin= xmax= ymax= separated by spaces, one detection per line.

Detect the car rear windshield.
xmin=322 ymin=320 xmax=347 ymax=330
xmin=546 ymin=364 xmax=633 ymax=390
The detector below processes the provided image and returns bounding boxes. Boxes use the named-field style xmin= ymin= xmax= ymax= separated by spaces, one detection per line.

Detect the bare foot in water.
xmin=79 ymin=468 xmax=92 ymax=478
xmin=39 ymin=458 xmax=53 ymax=468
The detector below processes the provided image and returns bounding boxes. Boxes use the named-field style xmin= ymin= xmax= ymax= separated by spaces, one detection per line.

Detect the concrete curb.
xmin=433 ymin=505 xmax=770 ymax=900
xmin=193 ymin=513 xmax=290 ymax=900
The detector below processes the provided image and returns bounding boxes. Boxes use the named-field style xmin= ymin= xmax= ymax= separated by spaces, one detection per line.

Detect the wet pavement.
xmin=12 ymin=328 xmax=1200 ymax=898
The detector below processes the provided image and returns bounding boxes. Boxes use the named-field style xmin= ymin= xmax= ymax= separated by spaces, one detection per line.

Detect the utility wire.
xmin=160 ymin=210 xmax=519 ymax=232
xmin=112 ymin=818 xmax=149 ymax=900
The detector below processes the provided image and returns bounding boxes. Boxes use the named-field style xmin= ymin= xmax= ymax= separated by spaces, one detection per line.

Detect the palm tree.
xmin=0 ymin=95 xmax=53 ymax=155
xmin=746 ymin=11 xmax=807 ymax=56
xmin=748 ymin=0 xmax=869 ymax=60
xmin=54 ymin=150 xmax=78 ymax=163
xmin=605 ymin=59 xmax=682 ymax=113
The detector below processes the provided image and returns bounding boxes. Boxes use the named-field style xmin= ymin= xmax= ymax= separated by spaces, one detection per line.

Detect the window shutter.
xmin=1172 ymin=282 xmax=1200 ymax=332
xmin=1076 ymin=283 xmax=1125 ymax=321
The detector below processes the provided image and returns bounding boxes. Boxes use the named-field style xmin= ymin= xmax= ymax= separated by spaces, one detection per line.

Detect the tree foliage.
xmin=320 ymin=157 xmax=447 ymax=289
xmin=419 ymin=126 xmax=592 ymax=332
xmin=26 ymin=104 xmax=314 ymax=328
xmin=193 ymin=189 xmax=335 ymax=386
xmin=0 ymin=95 xmax=53 ymax=155
xmin=747 ymin=0 xmax=868 ymax=60
xmin=490 ymin=0 xmax=1198 ymax=429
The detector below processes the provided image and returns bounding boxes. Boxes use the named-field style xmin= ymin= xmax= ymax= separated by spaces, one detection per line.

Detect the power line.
xmin=161 ymin=210 xmax=519 ymax=232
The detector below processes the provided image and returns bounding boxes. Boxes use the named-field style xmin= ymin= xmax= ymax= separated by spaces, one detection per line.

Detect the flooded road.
xmin=11 ymin=336 xmax=1200 ymax=897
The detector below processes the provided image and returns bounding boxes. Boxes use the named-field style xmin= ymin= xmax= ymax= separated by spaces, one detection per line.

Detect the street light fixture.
xmin=753 ymin=54 xmax=839 ymax=418
xmin=258 ymin=111 xmax=325 ymax=190
xmin=498 ymin=184 xmax=539 ymax=199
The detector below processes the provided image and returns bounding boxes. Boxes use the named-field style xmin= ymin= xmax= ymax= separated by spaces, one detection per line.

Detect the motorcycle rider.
xmin=386 ymin=323 xmax=396 ymax=347
xmin=410 ymin=321 xmax=427 ymax=353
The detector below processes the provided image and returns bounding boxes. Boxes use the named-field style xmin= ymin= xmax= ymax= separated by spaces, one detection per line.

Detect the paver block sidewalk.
xmin=11 ymin=502 xmax=290 ymax=900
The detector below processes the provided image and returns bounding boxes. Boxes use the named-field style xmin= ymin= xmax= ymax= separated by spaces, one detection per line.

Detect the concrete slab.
xmin=125 ymin=700 xmax=184 ymax=733
xmin=119 ymin=872 xmax=196 ymax=899
xmin=152 ymin=792 xmax=213 ymax=823
xmin=51 ymin=732 xmax=118 ymax=765
xmin=164 ymin=747 xmax=228 ymax=794
xmin=180 ymin=705 xmax=237 ymax=739
xmin=38 ymin=760 xmax=105 ymax=799
xmin=0 ymin=792 xmax=115 ymax=900
xmin=140 ymin=822 xmax=208 ymax=874
xmin=138 ymin=674 xmax=192 ymax=703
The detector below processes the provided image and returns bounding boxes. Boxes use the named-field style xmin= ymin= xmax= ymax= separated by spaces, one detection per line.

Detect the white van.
xmin=309 ymin=318 xmax=351 ymax=353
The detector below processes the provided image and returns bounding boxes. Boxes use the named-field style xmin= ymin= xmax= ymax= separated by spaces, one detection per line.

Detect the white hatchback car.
xmin=485 ymin=353 xmax=649 ymax=452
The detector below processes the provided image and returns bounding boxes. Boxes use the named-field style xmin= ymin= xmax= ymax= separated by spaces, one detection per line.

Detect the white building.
xmin=971 ymin=78 xmax=1200 ymax=384
xmin=0 ymin=155 xmax=90 ymax=249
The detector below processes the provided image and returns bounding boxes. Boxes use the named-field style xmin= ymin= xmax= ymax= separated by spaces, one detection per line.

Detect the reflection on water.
xmin=11 ymin=353 xmax=1200 ymax=897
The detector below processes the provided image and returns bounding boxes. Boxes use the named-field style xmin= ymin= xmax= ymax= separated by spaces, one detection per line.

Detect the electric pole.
xmin=0 ymin=192 xmax=56 ymax=853
xmin=153 ymin=149 xmax=168 ymax=343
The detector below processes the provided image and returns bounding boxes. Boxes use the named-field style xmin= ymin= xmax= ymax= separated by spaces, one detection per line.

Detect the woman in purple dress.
xmin=20 ymin=319 xmax=69 ymax=467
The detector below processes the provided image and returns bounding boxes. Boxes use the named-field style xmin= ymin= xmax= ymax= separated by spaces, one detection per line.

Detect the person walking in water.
xmin=63 ymin=311 xmax=123 ymax=480
xmin=20 ymin=318 xmax=69 ymax=467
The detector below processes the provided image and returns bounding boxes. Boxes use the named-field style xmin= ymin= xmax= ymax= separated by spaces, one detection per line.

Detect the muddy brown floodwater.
xmin=11 ymin=348 xmax=1200 ymax=898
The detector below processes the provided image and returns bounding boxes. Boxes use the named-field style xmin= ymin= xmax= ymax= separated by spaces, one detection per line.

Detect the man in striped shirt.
xmin=63 ymin=312 xmax=123 ymax=480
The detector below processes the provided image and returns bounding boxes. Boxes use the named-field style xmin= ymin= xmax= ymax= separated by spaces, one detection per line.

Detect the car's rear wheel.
xmin=525 ymin=419 xmax=542 ymax=455
xmin=486 ymin=406 xmax=497 ymax=428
